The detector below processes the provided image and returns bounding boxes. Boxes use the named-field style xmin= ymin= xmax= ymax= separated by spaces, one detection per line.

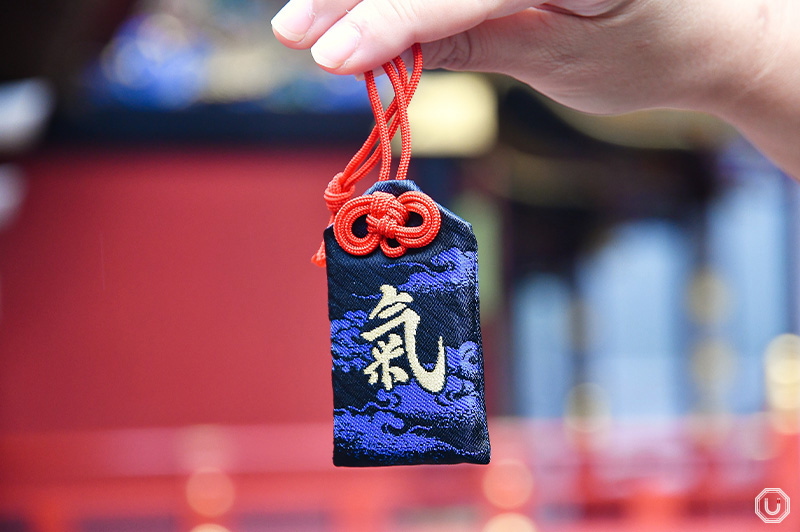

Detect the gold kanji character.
xmin=361 ymin=285 xmax=445 ymax=393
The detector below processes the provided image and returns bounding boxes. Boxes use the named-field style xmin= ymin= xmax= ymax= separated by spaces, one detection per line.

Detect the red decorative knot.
xmin=312 ymin=43 xmax=424 ymax=267
xmin=334 ymin=190 xmax=441 ymax=258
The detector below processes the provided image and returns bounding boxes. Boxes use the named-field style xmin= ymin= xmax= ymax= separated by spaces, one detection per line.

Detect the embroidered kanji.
xmin=361 ymin=284 xmax=446 ymax=393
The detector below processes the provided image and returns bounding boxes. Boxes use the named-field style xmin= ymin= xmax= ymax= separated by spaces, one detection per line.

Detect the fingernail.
xmin=271 ymin=0 xmax=314 ymax=42
xmin=311 ymin=22 xmax=360 ymax=69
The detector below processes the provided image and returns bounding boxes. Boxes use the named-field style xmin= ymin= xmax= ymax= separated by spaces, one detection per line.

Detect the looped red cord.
xmin=312 ymin=43 xmax=441 ymax=266
xmin=334 ymin=190 xmax=441 ymax=258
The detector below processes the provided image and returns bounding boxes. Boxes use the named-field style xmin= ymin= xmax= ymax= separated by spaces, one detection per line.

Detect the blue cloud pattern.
xmin=328 ymin=244 xmax=490 ymax=466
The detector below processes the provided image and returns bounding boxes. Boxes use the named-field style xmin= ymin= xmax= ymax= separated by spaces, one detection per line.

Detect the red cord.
xmin=313 ymin=44 xmax=441 ymax=266
xmin=333 ymin=190 xmax=441 ymax=258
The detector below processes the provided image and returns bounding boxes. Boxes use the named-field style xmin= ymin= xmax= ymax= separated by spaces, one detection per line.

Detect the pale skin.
xmin=272 ymin=0 xmax=800 ymax=178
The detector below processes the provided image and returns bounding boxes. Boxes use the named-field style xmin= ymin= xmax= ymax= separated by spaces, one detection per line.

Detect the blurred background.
xmin=1 ymin=1 xmax=799 ymax=531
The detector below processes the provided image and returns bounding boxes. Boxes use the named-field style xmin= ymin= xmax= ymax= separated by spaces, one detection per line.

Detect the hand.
xmin=271 ymin=0 xmax=723 ymax=113
xmin=270 ymin=0 xmax=629 ymax=77
xmin=271 ymin=0 xmax=800 ymax=178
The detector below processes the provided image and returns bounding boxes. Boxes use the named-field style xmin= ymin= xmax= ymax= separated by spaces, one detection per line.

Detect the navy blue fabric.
xmin=325 ymin=180 xmax=490 ymax=467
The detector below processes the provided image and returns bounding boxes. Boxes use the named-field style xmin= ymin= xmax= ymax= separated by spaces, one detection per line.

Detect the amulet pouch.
xmin=325 ymin=179 xmax=490 ymax=466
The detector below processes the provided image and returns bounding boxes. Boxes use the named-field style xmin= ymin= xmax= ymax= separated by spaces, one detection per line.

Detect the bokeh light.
xmin=189 ymin=525 xmax=230 ymax=532
xmin=564 ymin=382 xmax=611 ymax=448
xmin=186 ymin=468 xmax=235 ymax=518
xmin=764 ymin=334 xmax=800 ymax=433
xmin=765 ymin=334 xmax=800 ymax=388
xmin=482 ymin=513 xmax=537 ymax=532
xmin=765 ymin=335 xmax=800 ymax=408
xmin=482 ymin=459 xmax=534 ymax=510
xmin=686 ymin=269 xmax=731 ymax=326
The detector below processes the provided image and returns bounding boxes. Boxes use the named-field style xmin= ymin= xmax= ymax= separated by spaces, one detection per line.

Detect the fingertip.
xmin=310 ymin=21 xmax=361 ymax=70
xmin=272 ymin=25 xmax=309 ymax=49
xmin=270 ymin=0 xmax=315 ymax=44
xmin=271 ymin=21 xmax=304 ymax=44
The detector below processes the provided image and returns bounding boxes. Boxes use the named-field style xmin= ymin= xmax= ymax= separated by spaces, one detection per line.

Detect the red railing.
xmin=1 ymin=418 xmax=797 ymax=532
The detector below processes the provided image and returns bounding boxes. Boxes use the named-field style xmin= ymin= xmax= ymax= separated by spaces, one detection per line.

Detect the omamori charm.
xmin=316 ymin=44 xmax=489 ymax=466
xmin=326 ymin=180 xmax=490 ymax=466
